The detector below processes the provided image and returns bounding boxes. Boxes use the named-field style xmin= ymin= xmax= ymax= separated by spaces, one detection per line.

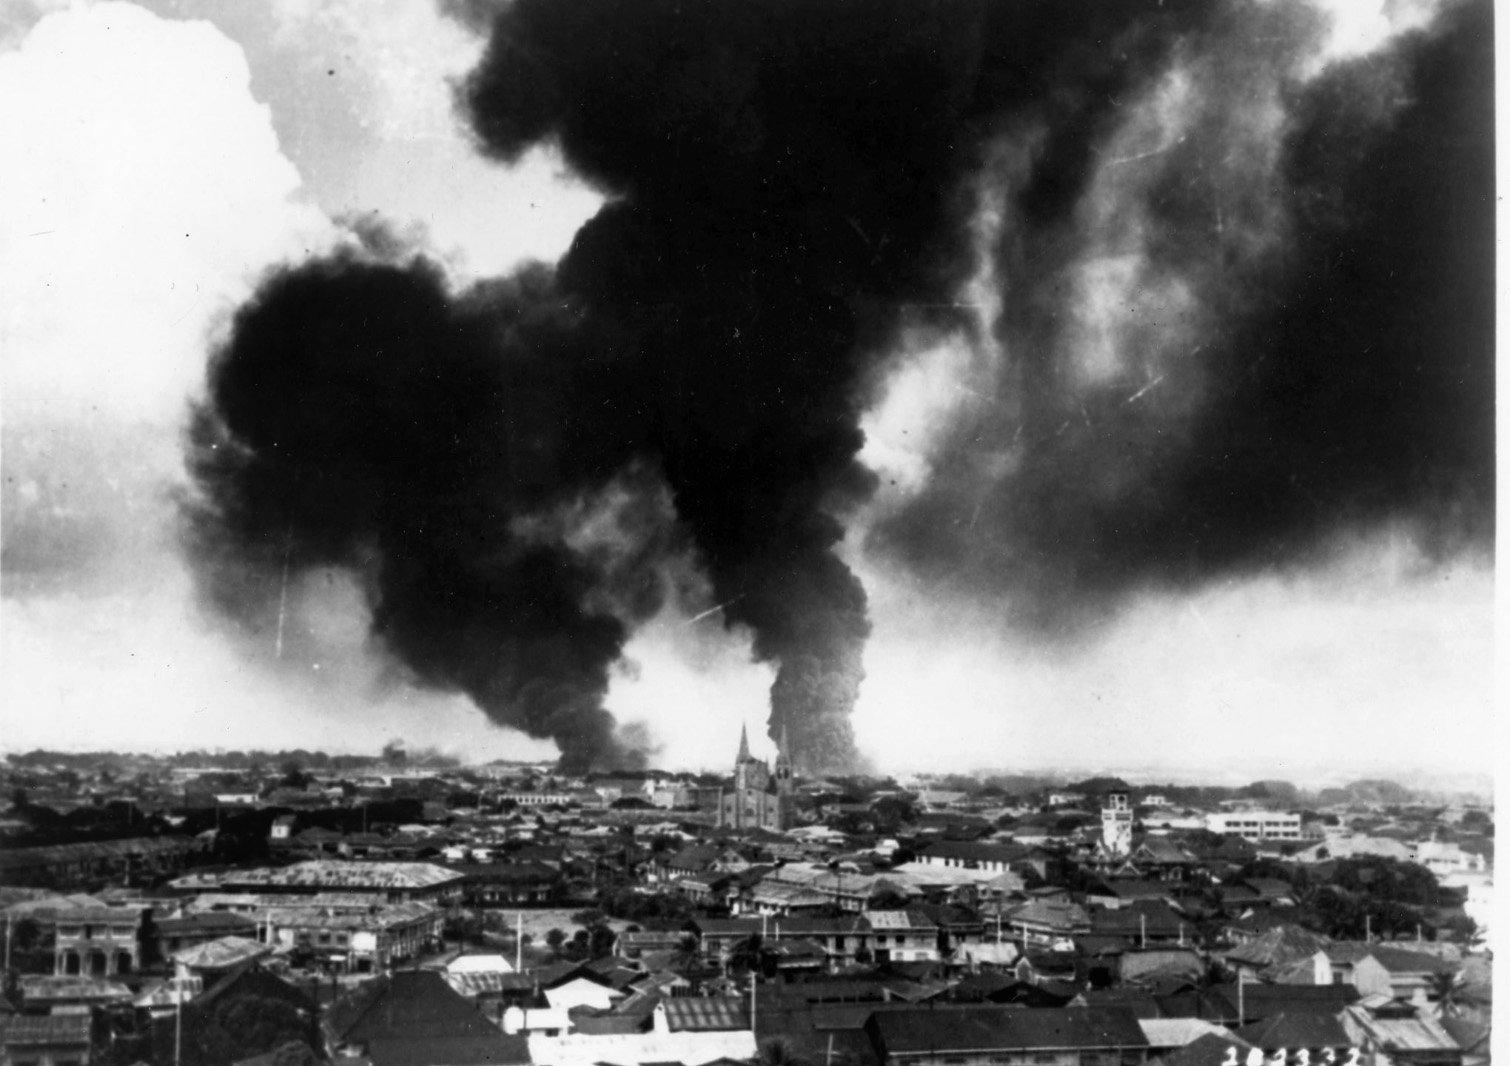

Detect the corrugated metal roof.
xmin=19 ymin=975 xmax=133 ymax=1002
xmin=661 ymin=998 xmax=750 ymax=1032
xmin=1342 ymin=1007 xmax=1459 ymax=1053
xmin=0 ymin=836 xmax=195 ymax=870
xmin=0 ymin=1013 xmax=92 ymax=1045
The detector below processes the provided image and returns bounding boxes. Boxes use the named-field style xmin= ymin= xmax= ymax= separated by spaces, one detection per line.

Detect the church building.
xmin=718 ymin=723 xmax=796 ymax=831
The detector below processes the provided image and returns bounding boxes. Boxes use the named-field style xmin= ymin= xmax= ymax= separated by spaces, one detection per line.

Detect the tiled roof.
xmin=1138 ymin=1018 xmax=1234 ymax=1049
xmin=919 ymin=841 xmax=1035 ymax=863
xmin=1007 ymin=898 xmax=1090 ymax=931
xmin=327 ymin=971 xmax=502 ymax=1045
xmin=31 ymin=905 xmax=143 ymax=924
xmin=769 ymin=916 xmax=870 ymax=937
xmin=871 ymin=1006 xmax=1149 ymax=1054
xmin=1225 ymin=926 xmax=1330 ymax=968
xmin=1132 ymin=839 xmax=1199 ymax=864
xmin=171 ymin=935 xmax=272 ymax=970
xmin=1233 ymin=1012 xmax=1351 ymax=1050
xmin=689 ymin=918 xmax=762 ymax=938
xmin=156 ymin=912 xmax=258 ymax=935
xmin=1207 ymin=982 xmax=1360 ymax=1022
xmin=1159 ymin=1031 xmax=1257 ymax=1066
xmin=225 ymin=860 xmax=465 ymax=891
xmin=1078 ymin=989 xmax=1163 ymax=1019
xmin=264 ymin=900 xmax=439 ymax=930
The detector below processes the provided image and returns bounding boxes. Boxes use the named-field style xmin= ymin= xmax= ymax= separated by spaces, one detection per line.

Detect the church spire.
xmin=737 ymin=723 xmax=751 ymax=762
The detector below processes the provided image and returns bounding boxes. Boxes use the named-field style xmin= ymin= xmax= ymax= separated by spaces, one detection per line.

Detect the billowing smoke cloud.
xmin=867 ymin=0 xmax=1493 ymax=632
xmin=184 ymin=0 xmax=1491 ymax=772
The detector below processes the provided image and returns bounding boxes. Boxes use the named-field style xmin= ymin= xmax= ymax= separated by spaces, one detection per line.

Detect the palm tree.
xmin=728 ymin=933 xmax=774 ymax=979
xmin=1426 ymin=969 xmax=1468 ymax=1019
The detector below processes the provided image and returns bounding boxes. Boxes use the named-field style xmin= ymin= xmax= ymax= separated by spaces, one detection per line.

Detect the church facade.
xmin=718 ymin=724 xmax=795 ymax=831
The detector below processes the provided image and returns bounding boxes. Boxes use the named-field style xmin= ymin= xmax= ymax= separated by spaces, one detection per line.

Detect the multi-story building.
xmin=262 ymin=900 xmax=442 ymax=974
xmin=1206 ymin=811 xmax=1303 ymax=842
xmin=48 ymin=906 xmax=142 ymax=976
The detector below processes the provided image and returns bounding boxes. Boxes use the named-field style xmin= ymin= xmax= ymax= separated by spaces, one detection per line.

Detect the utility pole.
xmin=174 ymin=966 xmax=184 ymax=1066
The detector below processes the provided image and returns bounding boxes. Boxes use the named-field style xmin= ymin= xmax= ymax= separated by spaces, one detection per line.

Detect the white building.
xmin=1206 ymin=811 xmax=1302 ymax=841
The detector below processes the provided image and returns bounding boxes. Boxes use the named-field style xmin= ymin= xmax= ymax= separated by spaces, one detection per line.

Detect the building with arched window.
xmin=717 ymin=725 xmax=795 ymax=831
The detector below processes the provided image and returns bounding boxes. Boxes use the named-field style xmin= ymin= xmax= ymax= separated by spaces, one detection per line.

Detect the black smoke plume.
xmin=868 ymin=0 xmax=1494 ymax=630
xmin=185 ymin=0 xmax=1491 ymax=771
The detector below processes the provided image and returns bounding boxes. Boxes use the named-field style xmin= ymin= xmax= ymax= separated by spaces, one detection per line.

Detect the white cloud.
xmin=266 ymin=0 xmax=602 ymax=281
xmin=0 ymin=1 xmax=334 ymax=424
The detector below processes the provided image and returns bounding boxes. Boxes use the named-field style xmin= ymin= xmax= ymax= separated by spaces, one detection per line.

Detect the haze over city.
xmin=0 ymin=0 xmax=1495 ymax=780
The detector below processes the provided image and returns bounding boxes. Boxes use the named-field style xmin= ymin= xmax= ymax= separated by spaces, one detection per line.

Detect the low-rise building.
xmin=0 ymin=1013 xmax=94 ymax=1066
xmin=866 ymin=909 xmax=939 ymax=963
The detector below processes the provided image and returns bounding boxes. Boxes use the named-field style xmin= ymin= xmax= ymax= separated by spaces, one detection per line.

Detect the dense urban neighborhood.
xmin=0 ymin=740 xmax=1491 ymax=1066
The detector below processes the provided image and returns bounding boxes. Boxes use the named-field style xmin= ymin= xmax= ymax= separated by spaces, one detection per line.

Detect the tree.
xmin=545 ymin=928 xmax=567 ymax=956
xmin=587 ymin=924 xmax=616 ymax=959
xmin=1427 ymin=970 xmax=1468 ymax=1018
xmin=759 ymin=1038 xmax=810 ymax=1066
xmin=279 ymin=761 xmax=312 ymax=789
xmin=665 ymin=933 xmax=703 ymax=983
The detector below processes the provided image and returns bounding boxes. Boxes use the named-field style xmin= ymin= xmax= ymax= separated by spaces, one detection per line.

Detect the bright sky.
xmin=0 ymin=0 xmax=1498 ymax=781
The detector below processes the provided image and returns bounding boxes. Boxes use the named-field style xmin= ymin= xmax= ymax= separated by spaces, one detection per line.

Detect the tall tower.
xmin=773 ymin=721 xmax=794 ymax=795
xmin=734 ymin=724 xmax=753 ymax=793
xmin=1101 ymin=787 xmax=1133 ymax=856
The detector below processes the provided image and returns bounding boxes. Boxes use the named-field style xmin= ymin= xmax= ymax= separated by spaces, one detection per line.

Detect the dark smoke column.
xmin=457 ymin=0 xmax=1203 ymax=772
xmin=182 ymin=259 xmax=650 ymax=774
